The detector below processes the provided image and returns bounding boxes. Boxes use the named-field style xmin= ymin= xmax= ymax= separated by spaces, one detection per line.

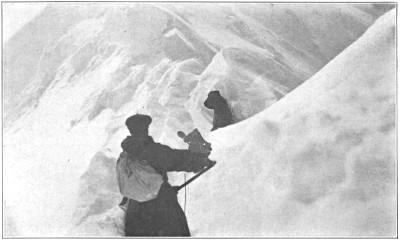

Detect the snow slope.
xmin=193 ymin=9 xmax=396 ymax=237
xmin=3 ymin=2 xmax=395 ymax=237
xmin=4 ymin=3 xmax=385 ymax=127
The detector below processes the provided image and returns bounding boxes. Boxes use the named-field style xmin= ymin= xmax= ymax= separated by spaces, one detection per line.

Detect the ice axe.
xmin=176 ymin=161 xmax=216 ymax=191
xmin=176 ymin=130 xmax=215 ymax=191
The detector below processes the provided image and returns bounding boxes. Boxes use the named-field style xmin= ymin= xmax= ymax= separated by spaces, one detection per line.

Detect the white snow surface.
xmin=3 ymin=3 xmax=396 ymax=237
xmin=199 ymin=9 xmax=396 ymax=237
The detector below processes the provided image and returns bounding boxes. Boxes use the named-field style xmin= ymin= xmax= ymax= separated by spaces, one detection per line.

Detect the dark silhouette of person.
xmin=119 ymin=114 xmax=214 ymax=236
xmin=204 ymin=90 xmax=233 ymax=131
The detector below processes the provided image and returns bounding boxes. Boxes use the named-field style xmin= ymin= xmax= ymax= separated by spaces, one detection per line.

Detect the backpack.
xmin=116 ymin=151 xmax=163 ymax=202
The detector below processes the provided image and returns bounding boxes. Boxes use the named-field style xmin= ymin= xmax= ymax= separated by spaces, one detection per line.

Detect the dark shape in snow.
xmin=204 ymin=90 xmax=233 ymax=131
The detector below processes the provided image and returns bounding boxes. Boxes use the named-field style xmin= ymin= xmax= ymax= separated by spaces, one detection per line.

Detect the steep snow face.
xmin=3 ymin=3 xmax=47 ymax=42
xmin=3 ymin=2 xmax=394 ymax=237
xmin=4 ymin=3 xmax=384 ymax=127
xmin=197 ymin=9 xmax=396 ymax=237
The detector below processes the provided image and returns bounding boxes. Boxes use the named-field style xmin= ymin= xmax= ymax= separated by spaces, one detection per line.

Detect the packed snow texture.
xmin=198 ymin=9 xmax=397 ymax=237
xmin=3 ymin=3 xmax=396 ymax=237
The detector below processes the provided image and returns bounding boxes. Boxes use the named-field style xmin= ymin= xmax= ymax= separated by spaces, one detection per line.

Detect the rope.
xmin=184 ymin=173 xmax=187 ymax=213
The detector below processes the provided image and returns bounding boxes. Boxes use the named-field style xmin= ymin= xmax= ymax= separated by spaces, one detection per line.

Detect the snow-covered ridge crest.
xmin=5 ymin=3 xmax=385 ymax=129
xmin=201 ymin=9 xmax=396 ymax=237
xmin=3 ymin=3 xmax=395 ymax=237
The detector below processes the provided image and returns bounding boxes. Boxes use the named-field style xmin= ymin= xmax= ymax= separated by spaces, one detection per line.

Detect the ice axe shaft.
xmin=177 ymin=162 xmax=216 ymax=191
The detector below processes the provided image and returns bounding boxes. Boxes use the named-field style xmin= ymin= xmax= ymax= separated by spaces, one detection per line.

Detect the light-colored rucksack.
xmin=116 ymin=151 xmax=163 ymax=202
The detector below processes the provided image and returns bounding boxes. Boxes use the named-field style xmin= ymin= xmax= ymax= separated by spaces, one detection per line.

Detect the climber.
xmin=204 ymin=90 xmax=233 ymax=131
xmin=118 ymin=114 xmax=215 ymax=237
